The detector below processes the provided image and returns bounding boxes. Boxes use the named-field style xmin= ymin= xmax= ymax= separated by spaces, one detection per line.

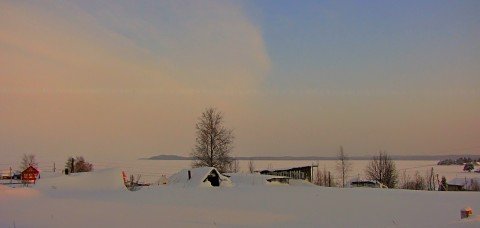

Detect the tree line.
xmin=18 ymin=154 xmax=93 ymax=174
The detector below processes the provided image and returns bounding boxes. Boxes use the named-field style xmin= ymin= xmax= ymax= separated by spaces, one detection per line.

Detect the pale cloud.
xmin=0 ymin=0 xmax=270 ymax=160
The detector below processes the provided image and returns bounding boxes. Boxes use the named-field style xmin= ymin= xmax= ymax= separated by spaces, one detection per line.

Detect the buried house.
xmin=446 ymin=177 xmax=480 ymax=191
xmin=168 ymin=167 xmax=232 ymax=187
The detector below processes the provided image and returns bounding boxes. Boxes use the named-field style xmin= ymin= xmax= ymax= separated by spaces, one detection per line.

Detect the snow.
xmin=1 ymin=168 xmax=479 ymax=227
xmin=35 ymin=168 xmax=127 ymax=192
xmin=0 ymin=185 xmax=40 ymax=201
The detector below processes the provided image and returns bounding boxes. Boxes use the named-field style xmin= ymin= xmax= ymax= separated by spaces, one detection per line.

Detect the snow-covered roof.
xmin=448 ymin=177 xmax=480 ymax=188
xmin=347 ymin=177 xmax=387 ymax=188
xmin=348 ymin=177 xmax=375 ymax=183
xmin=168 ymin=167 xmax=232 ymax=187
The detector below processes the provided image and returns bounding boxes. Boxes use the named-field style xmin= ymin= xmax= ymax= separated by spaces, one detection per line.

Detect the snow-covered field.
xmin=1 ymin=168 xmax=479 ymax=228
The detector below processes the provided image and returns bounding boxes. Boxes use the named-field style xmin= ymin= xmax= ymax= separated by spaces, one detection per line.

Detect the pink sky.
xmin=1 ymin=1 xmax=479 ymax=161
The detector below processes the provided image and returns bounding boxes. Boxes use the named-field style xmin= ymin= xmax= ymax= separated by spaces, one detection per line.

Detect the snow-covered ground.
xmin=1 ymin=168 xmax=479 ymax=228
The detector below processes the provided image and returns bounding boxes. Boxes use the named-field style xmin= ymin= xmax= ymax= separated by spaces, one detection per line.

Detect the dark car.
xmin=12 ymin=171 xmax=21 ymax=180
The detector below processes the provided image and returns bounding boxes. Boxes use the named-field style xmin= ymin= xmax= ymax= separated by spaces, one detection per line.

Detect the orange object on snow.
xmin=461 ymin=207 xmax=473 ymax=219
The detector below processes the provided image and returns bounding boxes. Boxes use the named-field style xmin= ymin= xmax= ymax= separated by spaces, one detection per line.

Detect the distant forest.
xmin=437 ymin=157 xmax=480 ymax=165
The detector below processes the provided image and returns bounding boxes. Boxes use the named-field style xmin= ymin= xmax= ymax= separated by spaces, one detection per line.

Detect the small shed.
xmin=168 ymin=167 xmax=232 ymax=187
xmin=21 ymin=166 xmax=40 ymax=184
xmin=1 ymin=169 xmax=12 ymax=179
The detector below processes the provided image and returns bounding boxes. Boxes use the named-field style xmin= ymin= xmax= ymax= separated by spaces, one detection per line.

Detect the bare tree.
xmin=191 ymin=107 xmax=234 ymax=173
xmin=414 ymin=171 xmax=426 ymax=190
xmin=65 ymin=157 xmax=75 ymax=173
xmin=402 ymin=171 xmax=426 ymax=190
xmin=74 ymin=156 xmax=93 ymax=172
xmin=65 ymin=156 xmax=93 ymax=173
xmin=314 ymin=166 xmax=325 ymax=186
xmin=315 ymin=165 xmax=337 ymax=187
xmin=20 ymin=154 xmax=38 ymax=170
xmin=227 ymin=159 xmax=240 ymax=173
xmin=399 ymin=170 xmax=410 ymax=189
xmin=438 ymin=176 xmax=447 ymax=191
xmin=365 ymin=151 xmax=398 ymax=188
xmin=336 ymin=146 xmax=352 ymax=187
xmin=425 ymin=167 xmax=436 ymax=191
xmin=248 ymin=159 xmax=255 ymax=173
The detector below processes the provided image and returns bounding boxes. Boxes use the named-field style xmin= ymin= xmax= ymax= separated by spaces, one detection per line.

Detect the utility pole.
xmin=9 ymin=167 xmax=12 ymax=184
xmin=70 ymin=157 xmax=75 ymax=173
xmin=53 ymin=162 xmax=56 ymax=173
xmin=323 ymin=166 xmax=327 ymax=186
xmin=328 ymin=171 xmax=331 ymax=187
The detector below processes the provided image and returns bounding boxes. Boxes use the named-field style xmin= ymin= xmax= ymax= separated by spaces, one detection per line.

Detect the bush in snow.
xmin=463 ymin=163 xmax=474 ymax=172
xmin=365 ymin=151 xmax=398 ymax=188
xmin=401 ymin=171 xmax=426 ymax=190
xmin=65 ymin=156 xmax=93 ymax=173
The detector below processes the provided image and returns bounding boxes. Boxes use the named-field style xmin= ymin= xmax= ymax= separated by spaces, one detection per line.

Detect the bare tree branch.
xmin=336 ymin=146 xmax=352 ymax=188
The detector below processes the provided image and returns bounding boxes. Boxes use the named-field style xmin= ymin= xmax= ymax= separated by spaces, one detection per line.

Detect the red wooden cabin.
xmin=21 ymin=166 xmax=39 ymax=184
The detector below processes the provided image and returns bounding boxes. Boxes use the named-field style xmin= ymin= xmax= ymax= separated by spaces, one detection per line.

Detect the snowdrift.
xmin=35 ymin=168 xmax=126 ymax=192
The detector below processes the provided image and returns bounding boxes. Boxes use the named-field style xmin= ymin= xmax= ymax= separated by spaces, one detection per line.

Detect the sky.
xmin=1 ymin=0 xmax=479 ymax=161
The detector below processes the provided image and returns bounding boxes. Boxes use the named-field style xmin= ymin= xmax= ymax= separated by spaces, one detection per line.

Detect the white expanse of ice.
xmin=0 ymin=168 xmax=479 ymax=228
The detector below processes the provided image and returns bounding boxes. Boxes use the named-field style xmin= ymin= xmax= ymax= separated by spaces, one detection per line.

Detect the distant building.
xmin=258 ymin=165 xmax=318 ymax=182
xmin=0 ymin=170 xmax=12 ymax=179
xmin=447 ymin=177 xmax=480 ymax=191
xmin=21 ymin=166 xmax=39 ymax=184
